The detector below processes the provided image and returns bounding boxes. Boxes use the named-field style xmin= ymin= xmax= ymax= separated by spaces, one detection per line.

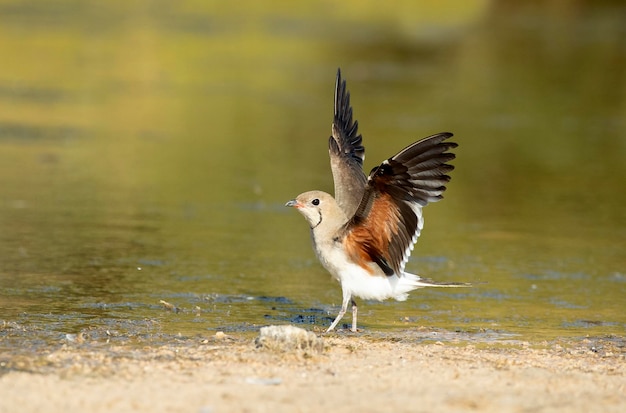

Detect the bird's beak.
xmin=285 ymin=199 xmax=300 ymax=208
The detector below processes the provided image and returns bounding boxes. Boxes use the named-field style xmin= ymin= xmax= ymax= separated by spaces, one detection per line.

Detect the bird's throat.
xmin=310 ymin=211 xmax=323 ymax=230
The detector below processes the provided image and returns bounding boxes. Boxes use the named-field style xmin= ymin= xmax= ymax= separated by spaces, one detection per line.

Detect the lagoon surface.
xmin=0 ymin=1 xmax=624 ymax=351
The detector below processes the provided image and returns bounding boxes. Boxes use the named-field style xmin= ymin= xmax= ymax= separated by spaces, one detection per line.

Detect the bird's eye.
xmin=311 ymin=198 xmax=320 ymax=206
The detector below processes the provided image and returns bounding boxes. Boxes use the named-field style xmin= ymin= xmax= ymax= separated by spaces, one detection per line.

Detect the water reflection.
xmin=0 ymin=1 xmax=624 ymax=350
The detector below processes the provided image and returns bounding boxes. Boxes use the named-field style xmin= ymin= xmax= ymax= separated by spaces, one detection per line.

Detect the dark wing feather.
xmin=343 ymin=132 xmax=457 ymax=276
xmin=329 ymin=68 xmax=367 ymax=218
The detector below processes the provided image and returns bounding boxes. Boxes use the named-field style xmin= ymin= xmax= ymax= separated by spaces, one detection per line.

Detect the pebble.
xmin=255 ymin=325 xmax=323 ymax=353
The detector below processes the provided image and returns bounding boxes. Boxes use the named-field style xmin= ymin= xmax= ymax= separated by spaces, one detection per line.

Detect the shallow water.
xmin=0 ymin=1 xmax=624 ymax=350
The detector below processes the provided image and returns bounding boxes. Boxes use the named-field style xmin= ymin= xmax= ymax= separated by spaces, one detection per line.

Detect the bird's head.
xmin=285 ymin=191 xmax=345 ymax=230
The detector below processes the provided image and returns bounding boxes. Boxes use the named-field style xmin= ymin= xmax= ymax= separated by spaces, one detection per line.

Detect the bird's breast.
xmin=312 ymin=235 xmax=383 ymax=280
xmin=312 ymin=237 xmax=347 ymax=283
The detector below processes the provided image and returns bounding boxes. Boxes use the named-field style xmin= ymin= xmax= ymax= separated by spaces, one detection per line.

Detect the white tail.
xmin=394 ymin=272 xmax=470 ymax=300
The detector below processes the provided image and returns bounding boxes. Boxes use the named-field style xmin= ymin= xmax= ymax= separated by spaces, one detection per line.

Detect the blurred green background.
xmin=0 ymin=0 xmax=624 ymax=346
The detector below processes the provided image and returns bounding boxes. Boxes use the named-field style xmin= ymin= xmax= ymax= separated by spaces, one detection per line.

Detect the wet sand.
xmin=1 ymin=328 xmax=624 ymax=413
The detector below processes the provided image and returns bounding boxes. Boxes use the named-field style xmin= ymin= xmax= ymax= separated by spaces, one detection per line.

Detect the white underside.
xmin=335 ymin=202 xmax=426 ymax=300
xmin=313 ymin=238 xmax=433 ymax=302
xmin=338 ymin=263 xmax=429 ymax=301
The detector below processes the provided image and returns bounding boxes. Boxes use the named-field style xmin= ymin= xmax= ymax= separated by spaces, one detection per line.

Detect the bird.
xmin=286 ymin=68 xmax=467 ymax=332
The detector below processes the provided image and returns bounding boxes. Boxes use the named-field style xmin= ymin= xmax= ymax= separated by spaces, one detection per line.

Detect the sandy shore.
xmin=1 ymin=327 xmax=624 ymax=413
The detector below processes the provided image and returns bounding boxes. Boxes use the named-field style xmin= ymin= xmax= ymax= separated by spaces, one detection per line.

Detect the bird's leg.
xmin=351 ymin=299 xmax=358 ymax=332
xmin=326 ymin=289 xmax=351 ymax=332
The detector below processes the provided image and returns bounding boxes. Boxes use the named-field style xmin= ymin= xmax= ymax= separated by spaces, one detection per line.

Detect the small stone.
xmin=159 ymin=300 xmax=179 ymax=313
xmin=255 ymin=325 xmax=323 ymax=353
xmin=245 ymin=377 xmax=282 ymax=386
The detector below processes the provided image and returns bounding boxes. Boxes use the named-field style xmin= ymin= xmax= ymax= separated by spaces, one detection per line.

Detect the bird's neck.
xmin=310 ymin=207 xmax=348 ymax=243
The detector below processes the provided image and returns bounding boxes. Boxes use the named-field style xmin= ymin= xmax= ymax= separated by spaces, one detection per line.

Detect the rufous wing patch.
xmin=343 ymin=193 xmax=401 ymax=276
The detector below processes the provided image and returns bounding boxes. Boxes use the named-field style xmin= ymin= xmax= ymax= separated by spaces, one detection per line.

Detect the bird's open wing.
xmin=341 ymin=132 xmax=457 ymax=276
xmin=329 ymin=68 xmax=367 ymax=218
